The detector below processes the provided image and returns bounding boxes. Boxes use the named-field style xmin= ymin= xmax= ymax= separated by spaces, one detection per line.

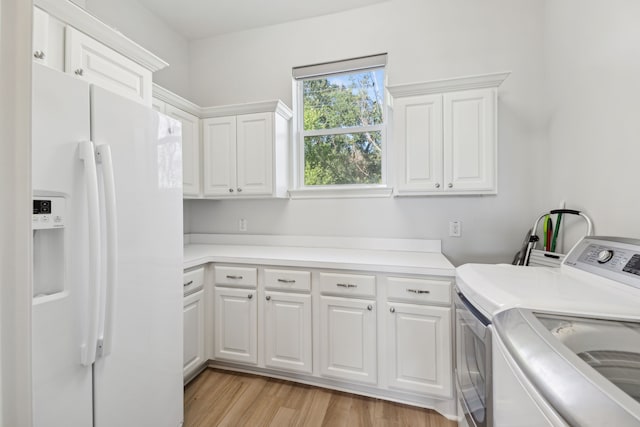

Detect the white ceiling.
xmin=136 ymin=0 xmax=389 ymax=40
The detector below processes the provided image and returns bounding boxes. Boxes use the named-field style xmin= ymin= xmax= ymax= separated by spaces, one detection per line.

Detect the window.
xmin=292 ymin=54 xmax=388 ymax=195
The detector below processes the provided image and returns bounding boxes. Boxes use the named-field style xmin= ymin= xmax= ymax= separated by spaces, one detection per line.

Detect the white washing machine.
xmin=455 ymin=236 xmax=640 ymax=427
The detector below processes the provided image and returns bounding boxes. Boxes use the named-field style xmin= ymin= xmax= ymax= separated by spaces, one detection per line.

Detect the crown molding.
xmin=387 ymin=71 xmax=511 ymax=98
xmin=35 ymin=0 xmax=168 ymax=72
xmin=200 ymin=100 xmax=293 ymax=119
xmin=152 ymin=84 xmax=201 ymax=117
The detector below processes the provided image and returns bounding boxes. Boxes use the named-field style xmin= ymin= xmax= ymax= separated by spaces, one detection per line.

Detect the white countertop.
xmin=183 ymin=235 xmax=455 ymax=276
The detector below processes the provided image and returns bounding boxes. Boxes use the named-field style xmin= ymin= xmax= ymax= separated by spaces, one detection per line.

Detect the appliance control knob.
xmin=597 ymin=250 xmax=614 ymax=264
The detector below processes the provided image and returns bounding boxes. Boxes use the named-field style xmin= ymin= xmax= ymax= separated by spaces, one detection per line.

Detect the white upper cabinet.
xmin=165 ymin=105 xmax=201 ymax=197
xmin=203 ymin=116 xmax=238 ymax=196
xmin=236 ymin=113 xmax=273 ymax=196
xmin=390 ymin=72 xmax=508 ymax=195
xmin=153 ymin=85 xmax=204 ymax=198
xmin=33 ymin=7 xmax=50 ymax=65
xmin=201 ymin=102 xmax=291 ymax=199
xmin=394 ymin=94 xmax=444 ymax=192
xmin=32 ymin=2 xmax=167 ymax=106
xmin=444 ymin=89 xmax=496 ymax=192
xmin=66 ymin=27 xmax=153 ymax=105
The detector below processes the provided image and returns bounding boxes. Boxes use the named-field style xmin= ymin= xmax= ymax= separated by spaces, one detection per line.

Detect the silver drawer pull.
xmin=390 ymin=307 xmax=396 ymax=313
xmin=277 ymin=279 xmax=296 ymax=284
xmin=183 ymin=280 xmax=193 ymax=287
xmin=337 ymin=283 xmax=357 ymax=288
xmin=247 ymin=294 xmax=253 ymax=299
xmin=226 ymin=275 xmax=243 ymax=280
xmin=367 ymin=305 xmax=373 ymax=311
xmin=407 ymin=289 xmax=430 ymax=294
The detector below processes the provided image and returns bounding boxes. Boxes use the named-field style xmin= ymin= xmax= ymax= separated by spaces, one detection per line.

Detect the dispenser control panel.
xmin=33 ymin=197 xmax=65 ymax=230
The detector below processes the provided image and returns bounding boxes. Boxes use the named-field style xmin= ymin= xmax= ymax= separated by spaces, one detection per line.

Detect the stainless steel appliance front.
xmin=455 ymin=290 xmax=492 ymax=427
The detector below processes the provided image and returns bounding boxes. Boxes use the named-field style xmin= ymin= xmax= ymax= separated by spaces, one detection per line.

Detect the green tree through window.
xmin=301 ymin=69 xmax=384 ymax=186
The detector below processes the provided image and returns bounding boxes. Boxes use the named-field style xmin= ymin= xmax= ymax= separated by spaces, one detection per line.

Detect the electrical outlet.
xmin=239 ymin=218 xmax=247 ymax=232
xmin=449 ymin=221 xmax=461 ymax=237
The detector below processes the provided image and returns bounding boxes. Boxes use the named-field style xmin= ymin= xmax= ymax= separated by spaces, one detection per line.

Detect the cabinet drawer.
xmin=183 ymin=267 xmax=204 ymax=296
xmin=319 ymin=272 xmax=376 ymax=298
xmin=264 ymin=269 xmax=311 ymax=292
xmin=214 ymin=266 xmax=257 ymax=287
xmin=386 ymin=277 xmax=451 ymax=305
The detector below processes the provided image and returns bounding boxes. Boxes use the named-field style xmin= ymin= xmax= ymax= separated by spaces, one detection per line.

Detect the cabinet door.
xmin=165 ymin=105 xmax=201 ymax=197
xmin=264 ymin=292 xmax=312 ymax=373
xmin=214 ymin=287 xmax=257 ymax=364
xmin=320 ymin=296 xmax=377 ymax=384
xmin=236 ymin=112 xmax=273 ymax=195
xmin=183 ymin=290 xmax=205 ymax=379
xmin=443 ymin=88 xmax=496 ymax=192
xmin=202 ymin=116 xmax=237 ymax=196
xmin=65 ymin=27 xmax=152 ymax=105
xmin=387 ymin=303 xmax=452 ymax=397
xmin=33 ymin=7 xmax=49 ymax=65
xmin=394 ymin=94 xmax=444 ymax=193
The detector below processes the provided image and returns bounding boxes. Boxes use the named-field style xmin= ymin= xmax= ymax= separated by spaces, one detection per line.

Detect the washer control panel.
xmin=565 ymin=237 xmax=640 ymax=290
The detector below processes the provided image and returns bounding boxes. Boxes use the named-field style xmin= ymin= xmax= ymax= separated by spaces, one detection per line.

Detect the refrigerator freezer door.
xmin=90 ymin=86 xmax=184 ymax=427
xmin=31 ymin=63 xmax=94 ymax=427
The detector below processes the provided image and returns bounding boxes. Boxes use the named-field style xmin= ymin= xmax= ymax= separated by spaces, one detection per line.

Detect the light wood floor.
xmin=184 ymin=368 xmax=457 ymax=427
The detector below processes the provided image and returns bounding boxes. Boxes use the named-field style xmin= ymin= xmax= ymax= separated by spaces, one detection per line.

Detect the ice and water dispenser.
xmin=32 ymin=194 xmax=66 ymax=298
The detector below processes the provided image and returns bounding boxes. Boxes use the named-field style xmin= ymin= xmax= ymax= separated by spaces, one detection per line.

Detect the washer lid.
xmin=455 ymin=263 xmax=640 ymax=319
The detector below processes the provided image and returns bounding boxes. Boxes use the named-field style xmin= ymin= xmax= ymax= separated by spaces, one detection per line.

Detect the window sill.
xmin=288 ymin=186 xmax=393 ymax=199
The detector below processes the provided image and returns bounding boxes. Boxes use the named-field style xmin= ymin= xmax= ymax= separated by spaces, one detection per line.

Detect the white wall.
xmin=542 ymin=0 xmax=640 ymax=242
xmin=186 ymin=0 xmax=547 ymax=265
xmin=0 ymin=0 xmax=33 ymax=424
xmin=85 ymin=0 xmax=191 ymax=98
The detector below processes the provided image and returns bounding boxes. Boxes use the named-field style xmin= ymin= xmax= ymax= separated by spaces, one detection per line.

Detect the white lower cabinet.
xmin=386 ymin=302 xmax=452 ymax=397
xmin=264 ymin=291 xmax=312 ymax=373
xmin=183 ymin=290 xmax=205 ymax=379
xmin=320 ymin=296 xmax=377 ymax=385
xmin=214 ymin=286 xmax=257 ymax=364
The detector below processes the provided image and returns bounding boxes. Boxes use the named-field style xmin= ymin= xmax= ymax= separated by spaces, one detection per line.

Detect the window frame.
xmin=291 ymin=56 xmax=391 ymax=198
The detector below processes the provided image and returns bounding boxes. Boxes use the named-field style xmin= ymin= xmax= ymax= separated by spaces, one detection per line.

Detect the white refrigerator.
xmin=31 ymin=63 xmax=184 ymax=427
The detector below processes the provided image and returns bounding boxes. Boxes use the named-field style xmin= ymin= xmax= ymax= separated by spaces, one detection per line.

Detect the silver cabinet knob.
xmin=247 ymin=294 xmax=253 ymax=299
xmin=390 ymin=307 xmax=395 ymax=313
xmin=266 ymin=295 xmax=271 ymax=301
xmin=74 ymin=68 xmax=84 ymax=76
xmin=448 ymin=183 xmax=453 ymax=188
xmin=33 ymin=51 xmax=45 ymax=59
xmin=237 ymin=188 xmax=242 ymax=193
xmin=367 ymin=305 xmax=373 ymax=311
xmin=435 ymin=183 xmax=441 ymax=189
xmin=228 ymin=188 xmax=234 ymax=193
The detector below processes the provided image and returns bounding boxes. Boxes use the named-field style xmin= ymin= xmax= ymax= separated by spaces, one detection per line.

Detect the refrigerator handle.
xmin=95 ymin=144 xmax=118 ymax=358
xmin=78 ymin=141 xmax=101 ymax=366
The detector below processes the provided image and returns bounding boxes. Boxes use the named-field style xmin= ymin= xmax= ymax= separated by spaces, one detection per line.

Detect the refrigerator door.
xmin=31 ymin=63 xmax=94 ymax=427
xmin=90 ymin=85 xmax=184 ymax=427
